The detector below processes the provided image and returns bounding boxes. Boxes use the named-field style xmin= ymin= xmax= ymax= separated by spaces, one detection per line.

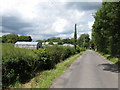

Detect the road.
xmin=51 ymin=50 xmax=119 ymax=88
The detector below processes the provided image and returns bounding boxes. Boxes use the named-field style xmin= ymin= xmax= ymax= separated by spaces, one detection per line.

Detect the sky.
xmin=0 ymin=0 xmax=102 ymax=41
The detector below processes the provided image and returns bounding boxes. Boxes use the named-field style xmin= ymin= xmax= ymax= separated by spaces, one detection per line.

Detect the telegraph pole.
xmin=74 ymin=24 xmax=77 ymax=53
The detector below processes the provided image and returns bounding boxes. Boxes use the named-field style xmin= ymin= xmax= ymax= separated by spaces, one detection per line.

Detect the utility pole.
xmin=74 ymin=24 xmax=77 ymax=53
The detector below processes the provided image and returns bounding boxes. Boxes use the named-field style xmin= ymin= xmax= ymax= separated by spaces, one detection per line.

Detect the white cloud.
xmin=0 ymin=32 xmax=10 ymax=37
xmin=87 ymin=31 xmax=92 ymax=39
xmin=88 ymin=21 xmax=94 ymax=29
xmin=56 ymin=34 xmax=69 ymax=39
xmin=52 ymin=18 xmax=68 ymax=33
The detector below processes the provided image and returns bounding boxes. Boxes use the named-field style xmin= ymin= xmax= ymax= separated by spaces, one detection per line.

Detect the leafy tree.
xmin=62 ymin=38 xmax=74 ymax=44
xmin=2 ymin=34 xmax=32 ymax=43
xmin=18 ymin=35 xmax=32 ymax=42
xmin=47 ymin=37 xmax=61 ymax=42
xmin=78 ymin=34 xmax=90 ymax=49
xmin=49 ymin=41 xmax=53 ymax=45
xmin=58 ymin=41 xmax=63 ymax=45
xmin=36 ymin=40 xmax=44 ymax=43
xmin=89 ymin=39 xmax=95 ymax=50
xmin=2 ymin=33 xmax=18 ymax=43
xmin=92 ymin=2 xmax=120 ymax=60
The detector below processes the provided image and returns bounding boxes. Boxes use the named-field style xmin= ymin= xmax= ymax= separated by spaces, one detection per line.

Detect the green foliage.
xmin=97 ymin=51 xmax=118 ymax=65
xmin=2 ymin=44 xmax=78 ymax=88
xmin=47 ymin=37 xmax=61 ymax=42
xmin=18 ymin=35 xmax=32 ymax=42
xmin=2 ymin=34 xmax=32 ymax=43
xmin=58 ymin=41 xmax=63 ymax=45
xmin=78 ymin=34 xmax=90 ymax=49
xmin=48 ymin=41 xmax=53 ymax=45
xmin=36 ymin=40 xmax=44 ymax=43
xmin=92 ymin=2 xmax=120 ymax=58
xmin=31 ymin=52 xmax=84 ymax=88
xmin=62 ymin=38 xmax=74 ymax=44
xmin=2 ymin=33 xmax=18 ymax=43
xmin=2 ymin=43 xmax=37 ymax=86
xmin=36 ymin=38 xmax=74 ymax=45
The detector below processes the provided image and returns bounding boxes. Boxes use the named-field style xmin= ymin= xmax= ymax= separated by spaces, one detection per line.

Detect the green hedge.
xmin=2 ymin=44 xmax=80 ymax=87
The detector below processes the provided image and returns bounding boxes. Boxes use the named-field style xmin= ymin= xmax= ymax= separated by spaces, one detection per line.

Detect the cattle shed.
xmin=15 ymin=42 xmax=42 ymax=49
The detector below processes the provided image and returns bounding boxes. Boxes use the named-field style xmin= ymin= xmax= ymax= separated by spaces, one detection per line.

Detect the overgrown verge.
xmin=2 ymin=43 xmax=84 ymax=88
xmin=95 ymin=51 xmax=120 ymax=66
xmin=12 ymin=51 xmax=85 ymax=88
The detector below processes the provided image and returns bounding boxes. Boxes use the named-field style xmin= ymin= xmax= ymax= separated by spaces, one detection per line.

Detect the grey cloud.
xmin=2 ymin=16 xmax=33 ymax=34
xmin=66 ymin=2 xmax=101 ymax=11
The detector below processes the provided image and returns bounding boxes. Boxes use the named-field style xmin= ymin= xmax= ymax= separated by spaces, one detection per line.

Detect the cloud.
xmin=2 ymin=16 xmax=33 ymax=34
xmin=1 ymin=0 xmax=102 ymax=40
xmin=66 ymin=2 xmax=102 ymax=11
xmin=52 ymin=18 xmax=68 ymax=33
xmin=88 ymin=21 xmax=94 ymax=29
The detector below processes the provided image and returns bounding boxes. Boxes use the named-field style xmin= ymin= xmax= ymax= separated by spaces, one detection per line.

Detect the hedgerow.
xmin=2 ymin=44 xmax=82 ymax=88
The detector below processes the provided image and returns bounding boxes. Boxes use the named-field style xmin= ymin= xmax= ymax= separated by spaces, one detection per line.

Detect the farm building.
xmin=15 ymin=42 xmax=42 ymax=49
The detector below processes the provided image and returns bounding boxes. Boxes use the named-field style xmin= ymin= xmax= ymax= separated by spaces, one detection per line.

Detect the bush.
xmin=35 ymin=45 xmax=75 ymax=69
xmin=2 ymin=44 xmax=77 ymax=87
xmin=2 ymin=43 xmax=38 ymax=86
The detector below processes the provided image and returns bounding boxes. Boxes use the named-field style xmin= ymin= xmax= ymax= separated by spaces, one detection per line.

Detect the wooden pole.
xmin=74 ymin=24 xmax=77 ymax=53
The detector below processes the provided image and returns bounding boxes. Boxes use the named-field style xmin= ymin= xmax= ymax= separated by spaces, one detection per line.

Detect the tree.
xmin=47 ymin=37 xmax=61 ymax=42
xmin=62 ymin=38 xmax=74 ymax=44
xmin=2 ymin=33 xmax=19 ymax=43
xmin=36 ymin=40 xmax=44 ymax=43
xmin=78 ymin=34 xmax=90 ymax=49
xmin=49 ymin=41 xmax=53 ymax=45
xmin=92 ymin=2 xmax=111 ymax=53
xmin=58 ymin=41 xmax=63 ymax=45
xmin=92 ymin=2 xmax=120 ymax=60
xmin=18 ymin=35 xmax=32 ymax=42
xmin=89 ymin=39 xmax=95 ymax=50
xmin=2 ymin=34 xmax=32 ymax=43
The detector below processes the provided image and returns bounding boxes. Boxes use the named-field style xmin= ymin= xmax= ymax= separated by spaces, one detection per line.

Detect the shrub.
xmin=2 ymin=43 xmax=38 ymax=86
xmin=2 ymin=44 xmax=77 ymax=87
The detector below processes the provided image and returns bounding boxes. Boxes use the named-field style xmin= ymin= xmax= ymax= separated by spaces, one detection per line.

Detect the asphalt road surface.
xmin=51 ymin=50 xmax=119 ymax=88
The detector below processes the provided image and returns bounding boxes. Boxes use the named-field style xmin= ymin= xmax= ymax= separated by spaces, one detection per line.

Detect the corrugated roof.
xmin=15 ymin=42 xmax=39 ymax=45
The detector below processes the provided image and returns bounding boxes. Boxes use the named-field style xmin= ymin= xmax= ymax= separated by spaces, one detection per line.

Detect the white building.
xmin=42 ymin=42 xmax=49 ymax=45
xmin=63 ymin=44 xmax=74 ymax=47
xmin=15 ymin=42 xmax=42 ymax=49
xmin=53 ymin=42 xmax=58 ymax=45
xmin=42 ymin=42 xmax=49 ymax=47
xmin=42 ymin=42 xmax=58 ymax=46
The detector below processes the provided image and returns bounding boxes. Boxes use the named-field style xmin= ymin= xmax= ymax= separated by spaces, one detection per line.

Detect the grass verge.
xmin=95 ymin=51 xmax=118 ymax=64
xmin=12 ymin=51 xmax=85 ymax=88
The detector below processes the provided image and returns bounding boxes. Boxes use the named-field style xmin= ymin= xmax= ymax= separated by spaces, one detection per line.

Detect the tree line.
xmin=2 ymin=33 xmax=32 ymax=43
xmin=36 ymin=34 xmax=90 ymax=48
xmin=92 ymin=2 xmax=120 ymax=60
xmin=1 ymin=33 xmax=91 ymax=49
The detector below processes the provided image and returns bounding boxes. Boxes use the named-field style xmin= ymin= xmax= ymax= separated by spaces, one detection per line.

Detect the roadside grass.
xmin=95 ymin=51 xmax=118 ymax=64
xmin=12 ymin=51 xmax=85 ymax=88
